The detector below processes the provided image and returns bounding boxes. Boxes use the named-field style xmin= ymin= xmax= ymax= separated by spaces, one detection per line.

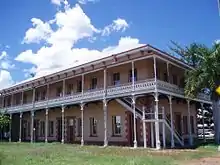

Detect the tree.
xmin=170 ymin=41 xmax=220 ymax=144
xmin=0 ymin=113 xmax=10 ymax=140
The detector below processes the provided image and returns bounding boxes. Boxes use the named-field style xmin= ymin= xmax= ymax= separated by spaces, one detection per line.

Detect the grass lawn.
xmin=0 ymin=143 xmax=219 ymax=165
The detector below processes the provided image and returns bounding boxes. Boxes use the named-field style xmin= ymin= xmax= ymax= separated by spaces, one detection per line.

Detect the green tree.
xmin=0 ymin=113 xmax=10 ymax=140
xmin=170 ymin=41 xmax=220 ymax=144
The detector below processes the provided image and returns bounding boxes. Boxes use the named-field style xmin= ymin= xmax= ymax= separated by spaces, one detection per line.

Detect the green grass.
xmin=0 ymin=143 xmax=219 ymax=165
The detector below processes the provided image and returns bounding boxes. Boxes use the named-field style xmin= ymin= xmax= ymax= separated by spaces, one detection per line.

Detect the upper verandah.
xmin=0 ymin=44 xmax=192 ymax=95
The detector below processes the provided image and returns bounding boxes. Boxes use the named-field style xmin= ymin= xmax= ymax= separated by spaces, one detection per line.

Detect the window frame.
xmin=113 ymin=72 xmax=120 ymax=85
xmin=90 ymin=77 xmax=98 ymax=89
xmin=89 ymin=117 xmax=98 ymax=137
xmin=112 ymin=116 xmax=122 ymax=136
xmin=128 ymin=69 xmax=137 ymax=82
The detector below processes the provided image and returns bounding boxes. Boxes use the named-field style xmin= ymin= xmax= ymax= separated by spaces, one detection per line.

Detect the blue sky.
xmin=0 ymin=0 xmax=219 ymax=89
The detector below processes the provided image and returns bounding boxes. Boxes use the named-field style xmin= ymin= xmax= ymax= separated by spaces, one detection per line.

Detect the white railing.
xmin=1 ymin=79 xmax=211 ymax=113
xmin=156 ymin=80 xmax=210 ymax=101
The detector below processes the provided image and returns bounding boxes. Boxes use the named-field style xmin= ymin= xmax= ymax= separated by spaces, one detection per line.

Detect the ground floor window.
xmin=40 ymin=121 xmax=45 ymax=137
xmin=49 ymin=121 xmax=54 ymax=137
xmin=112 ymin=116 xmax=121 ymax=136
xmin=89 ymin=117 xmax=97 ymax=136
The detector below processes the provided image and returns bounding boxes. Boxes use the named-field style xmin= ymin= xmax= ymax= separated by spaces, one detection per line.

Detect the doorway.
xmin=34 ymin=119 xmax=39 ymax=142
xmin=57 ymin=118 xmax=62 ymax=142
xmin=66 ymin=117 xmax=75 ymax=143
xmin=174 ymin=112 xmax=182 ymax=135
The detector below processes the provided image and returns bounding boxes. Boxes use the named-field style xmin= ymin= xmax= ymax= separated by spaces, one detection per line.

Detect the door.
xmin=174 ymin=113 xmax=182 ymax=135
xmin=57 ymin=118 xmax=62 ymax=142
xmin=22 ymin=120 xmax=27 ymax=141
xmin=66 ymin=117 xmax=75 ymax=143
xmin=34 ymin=120 xmax=39 ymax=142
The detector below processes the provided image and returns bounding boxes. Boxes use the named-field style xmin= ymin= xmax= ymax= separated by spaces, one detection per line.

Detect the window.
xmin=41 ymin=90 xmax=46 ymax=100
xmin=172 ymin=74 xmax=178 ymax=85
xmin=113 ymin=73 xmax=120 ymax=85
xmin=77 ymin=118 xmax=82 ymax=137
xmin=23 ymin=94 xmax=27 ymax=104
xmin=15 ymin=96 xmax=20 ymax=105
xmin=183 ymin=116 xmax=188 ymax=134
xmin=180 ymin=77 xmax=185 ymax=88
xmin=77 ymin=80 xmax=82 ymax=92
xmin=129 ymin=69 xmax=137 ymax=82
xmin=40 ymin=121 xmax=45 ymax=136
xmin=156 ymin=68 xmax=160 ymax=79
xmin=67 ymin=84 xmax=73 ymax=95
xmin=49 ymin=121 xmax=54 ymax=137
xmin=190 ymin=116 xmax=195 ymax=134
xmin=56 ymin=87 xmax=62 ymax=97
xmin=112 ymin=116 xmax=121 ymax=136
xmin=7 ymin=97 xmax=11 ymax=106
xmin=163 ymin=73 xmax=168 ymax=82
xmin=35 ymin=91 xmax=39 ymax=101
xmin=89 ymin=117 xmax=97 ymax=136
xmin=91 ymin=77 xmax=97 ymax=89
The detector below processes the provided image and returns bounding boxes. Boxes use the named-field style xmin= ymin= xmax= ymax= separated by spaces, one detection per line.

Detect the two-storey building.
xmin=0 ymin=45 xmax=211 ymax=149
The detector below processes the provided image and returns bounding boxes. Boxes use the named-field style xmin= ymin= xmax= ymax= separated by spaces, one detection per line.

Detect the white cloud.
xmin=77 ymin=0 xmax=99 ymax=4
xmin=0 ymin=51 xmax=14 ymax=89
xmin=51 ymin=0 xmax=63 ymax=6
xmin=0 ymin=51 xmax=7 ymax=60
xmin=0 ymin=70 xmax=13 ymax=90
xmin=1 ymin=61 xmax=15 ymax=70
xmin=0 ymin=51 xmax=15 ymax=70
xmin=102 ymin=18 xmax=129 ymax=36
xmin=23 ymin=18 xmax=53 ymax=44
xmin=16 ymin=2 xmax=140 ymax=79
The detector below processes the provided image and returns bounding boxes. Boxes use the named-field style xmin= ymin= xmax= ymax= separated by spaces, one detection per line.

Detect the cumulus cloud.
xmin=23 ymin=18 xmax=53 ymax=44
xmin=0 ymin=51 xmax=14 ymax=89
xmin=16 ymin=1 xmax=141 ymax=79
xmin=102 ymin=18 xmax=129 ymax=36
xmin=0 ymin=70 xmax=13 ymax=90
xmin=77 ymin=0 xmax=99 ymax=5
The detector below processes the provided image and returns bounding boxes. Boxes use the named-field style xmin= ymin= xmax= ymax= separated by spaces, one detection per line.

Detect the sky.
xmin=0 ymin=0 xmax=219 ymax=89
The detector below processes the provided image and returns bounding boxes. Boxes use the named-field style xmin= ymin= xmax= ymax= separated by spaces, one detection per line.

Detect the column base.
xmin=61 ymin=139 xmax=64 ymax=144
xmin=133 ymin=140 xmax=137 ymax=148
xmin=156 ymin=141 xmax=161 ymax=150
xmin=103 ymin=141 xmax=108 ymax=147
xmin=81 ymin=140 xmax=84 ymax=146
xmin=45 ymin=139 xmax=48 ymax=143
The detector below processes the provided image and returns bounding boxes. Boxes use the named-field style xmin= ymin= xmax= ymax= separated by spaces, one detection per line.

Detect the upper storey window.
xmin=172 ymin=74 xmax=178 ymax=85
xmin=128 ymin=69 xmax=137 ymax=82
xmin=23 ymin=94 xmax=27 ymax=104
xmin=163 ymin=73 xmax=168 ymax=82
xmin=90 ymin=77 xmax=97 ymax=90
xmin=113 ymin=73 xmax=120 ymax=85
xmin=77 ymin=80 xmax=82 ymax=92
xmin=67 ymin=84 xmax=74 ymax=95
xmin=41 ymin=90 xmax=46 ymax=100
xmin=56 ymin=87 xmax=62 ymax=97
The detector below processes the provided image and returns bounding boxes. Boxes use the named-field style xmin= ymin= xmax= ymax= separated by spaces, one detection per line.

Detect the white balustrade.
xmin=2 ymin=79 xmax=210 ymax=113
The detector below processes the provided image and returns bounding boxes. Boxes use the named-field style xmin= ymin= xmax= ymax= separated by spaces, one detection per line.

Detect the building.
xmin=0 ymin=45 xmax=211 ymax=149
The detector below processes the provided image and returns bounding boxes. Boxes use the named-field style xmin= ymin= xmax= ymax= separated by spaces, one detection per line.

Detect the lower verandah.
xmin=12 ymin=97 xmax=197 ymax=147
